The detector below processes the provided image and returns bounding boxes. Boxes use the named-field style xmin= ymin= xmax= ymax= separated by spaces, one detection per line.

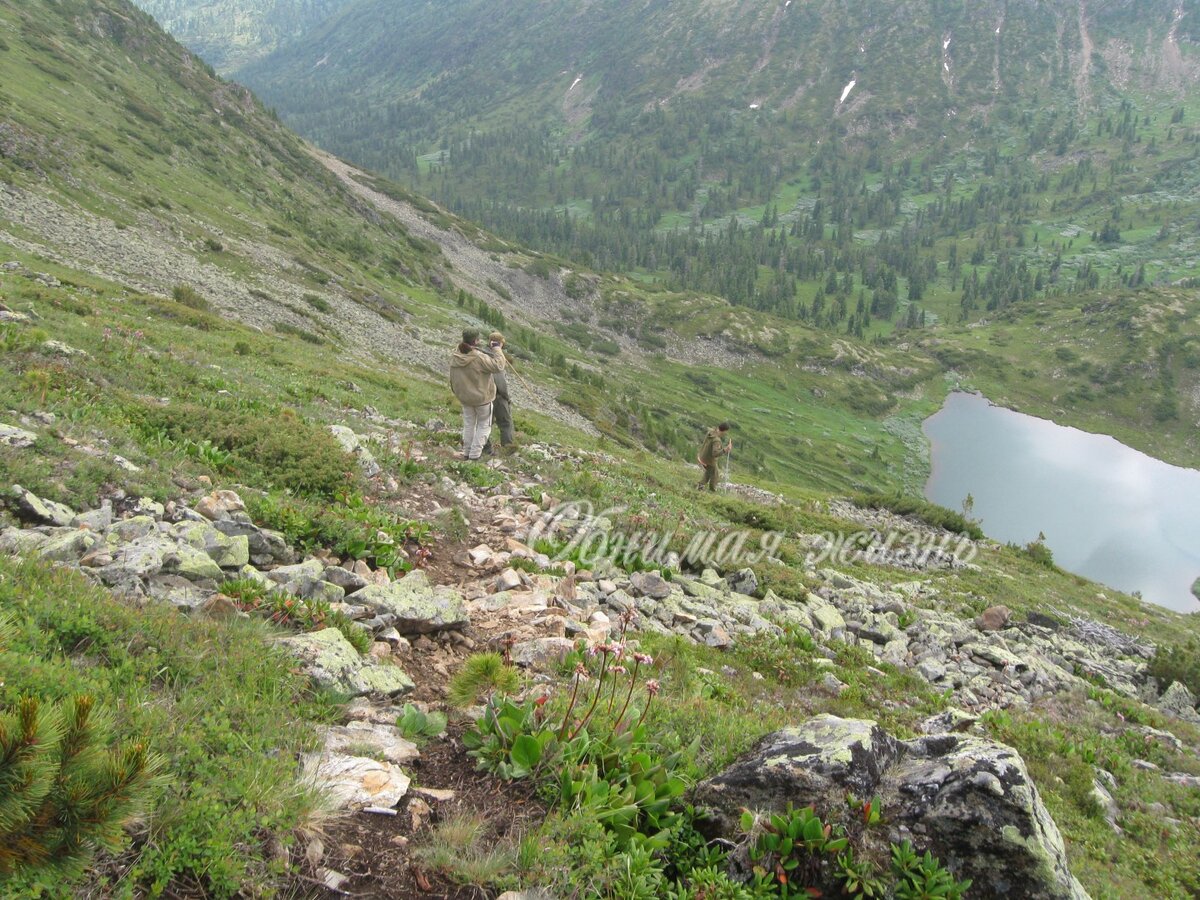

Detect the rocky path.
xmin=3 ymin=413 xmax=1199 ymax=896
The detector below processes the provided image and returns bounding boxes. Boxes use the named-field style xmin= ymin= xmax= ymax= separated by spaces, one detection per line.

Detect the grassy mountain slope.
xmin=3 ymin=0 xmax=976 ymax=498
xmin=225 ymin=0 xmax=1200 ymax=468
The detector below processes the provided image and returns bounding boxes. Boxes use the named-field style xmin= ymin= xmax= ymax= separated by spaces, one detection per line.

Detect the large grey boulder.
xmin=0 ymin=526 xmax=50 ymax=556
xmin=694 ymin=715 xmax=1089 ymax=900
xmin=36 ymin=529 xmax=102 ymax=562
xmin=324 ymin=565 xmax=370 ymax=594
xmin=629 ymin=570 xmax=673 ymax=600
xmin=72 ymin=502 xmax=113 ymax=533
xmin=212 ymin=514 xmax=292 ymax=564
xmin=510 ymin=636 xmax=576 ymax=669
xmin=173 ymin=521 xmax=249 ymax=569
xmin=1157 ymin=681 xmax=1200 ymax=723
xmin=267 ymin=558 xmax=326 ymax=585
xmin=145 ymin=574 xmax=218 ymax=611
xmin=161 ymin=542 xmax=224 ymax=582
xmin=111 ymin=516 xmax=158 ymax=543
xmin=0 ymin=424 xmax=38 ymax=449
xmin=695 ymin=717 xmax=899 ymax=837
xmin=96 ymin=533 xmax=176 ymax=583
xmin=353 ymin=570 xmax=468 ymax=634
xmin=725 ymin=568 xmax=759 ymax=596
xmin=9 ymin=485 xmax=73 ymax=526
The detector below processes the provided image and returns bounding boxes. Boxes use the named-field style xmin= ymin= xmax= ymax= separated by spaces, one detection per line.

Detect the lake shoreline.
xmin=924 ymin=392 xmax=1200 ymax=614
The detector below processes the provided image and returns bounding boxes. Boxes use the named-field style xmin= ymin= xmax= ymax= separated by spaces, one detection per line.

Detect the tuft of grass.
xmin=412 ymin=812 xmax=517 ymax=886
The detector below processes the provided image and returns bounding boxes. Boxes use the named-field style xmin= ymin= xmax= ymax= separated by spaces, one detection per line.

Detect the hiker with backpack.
xmin=449 ymin=329 xmax=506 ymax=460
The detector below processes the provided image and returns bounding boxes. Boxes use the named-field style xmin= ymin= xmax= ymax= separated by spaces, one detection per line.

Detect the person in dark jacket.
xmin=696 ymin=422 xmax=732 ymax=491
xmin=449 ymin=329 xmax=505 ymax=460
xmin=482 ymin=331 xmax=514 ymax=453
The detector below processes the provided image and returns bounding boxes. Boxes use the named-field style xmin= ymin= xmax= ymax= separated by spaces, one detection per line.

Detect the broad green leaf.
xmin=510 ymin=733 xmax=542 ymax=771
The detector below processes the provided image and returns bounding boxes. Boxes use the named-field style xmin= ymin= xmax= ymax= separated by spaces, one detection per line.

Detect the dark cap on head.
xmin=462 ymin=329 xmax=480 ymax=345
xmin=718 ymin=422 xmax=732 ymax=431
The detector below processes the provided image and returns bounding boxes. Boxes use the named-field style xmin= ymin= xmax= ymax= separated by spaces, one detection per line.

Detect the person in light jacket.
xmin=449 ymin=329 xmax=506 ymax=460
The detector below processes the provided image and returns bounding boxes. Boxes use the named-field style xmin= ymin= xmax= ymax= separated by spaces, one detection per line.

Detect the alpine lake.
xmin=924 ymin=391 xmax=1200 ymax=613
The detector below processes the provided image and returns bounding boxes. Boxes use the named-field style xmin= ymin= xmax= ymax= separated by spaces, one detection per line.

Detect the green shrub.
xmin=302 ymin=293 xmax=331 ymax=313
xmin=244 ymin=492 xmax=430 ymax=567
xmin=274 ymin=321 xmax=324 ymax=345
xmin=131 ymin=404 xmax=355 ymax=500
xmin=0 ymin=692 xmax=166 ymax=883
xmin=1148 ymin=637 xmax=1200 ymax=698
xmin=741 ymin=804 xmax=971 ymax=899
xmin=171 ymin=284 xmax=209 ymax=310
xmin=222 ymin=580 xmax=370 ymax=653
xmin=0 ymin=558 xmax=330 ymax=896
xmin=1021 ymin=534 xmax=1056 ymax=569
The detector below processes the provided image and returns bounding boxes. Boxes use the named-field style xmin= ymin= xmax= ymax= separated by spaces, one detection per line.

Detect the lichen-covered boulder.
xmin=1157 ymin=681 xmax=1200 ymax=723
xmin=694 ymin=715 xmax=1089 ymax=900
xmin=510 ymin=636 xmax=577 ymax=669
xmin=35 ymin=529 xmax=102 ymax=562
xmin=162 ymin=542 xmax=224 ymax=581
xmin=725 ymin=567 xmax=759 ymax=596
xmin=9 ymin=485 xmax=73 ymax=526
xmin=0 ymin=526 xmax=49 ymax=556
xmin=694 ymin=716 xmax=900 ymax=838
xmin=173 ymin=521 xmax=249 ymax=568
xmin=353 ymin=570 xmax=468 ymax=634
xmin=267 ymin=557 xmax=326 ymax=585
xmin=279 ymin=627 xmax=414 ymax=697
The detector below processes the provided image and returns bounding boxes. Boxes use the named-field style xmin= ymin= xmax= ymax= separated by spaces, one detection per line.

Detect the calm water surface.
xmin=924 ymin=392 xmax=1200 ymax=613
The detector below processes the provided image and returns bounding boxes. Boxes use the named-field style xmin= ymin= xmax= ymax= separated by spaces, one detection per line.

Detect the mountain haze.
xmin=131 ymin=0 xmax=352 ymax=72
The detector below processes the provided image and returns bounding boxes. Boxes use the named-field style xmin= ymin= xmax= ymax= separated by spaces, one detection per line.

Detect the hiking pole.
xmin=722 ymin=442 xmax=733 ymax=492
xmin=504 ymin=356 xmax=536 ymax=395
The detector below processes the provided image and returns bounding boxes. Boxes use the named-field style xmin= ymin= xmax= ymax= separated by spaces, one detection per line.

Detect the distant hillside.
xmin=130 ymin=0 xmax=352 ymax=72
xmin=230 ymin=0 xmax=1200 ymax=343
xmin=1 ymin=0 xmax=969 ymax=495
xmin=242 ymin=0 xmax=1200 ymax=146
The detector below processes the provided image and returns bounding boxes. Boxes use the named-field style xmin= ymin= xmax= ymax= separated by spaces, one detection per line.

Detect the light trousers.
xmin=461 ymin=402 xmax=493 ymax=460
